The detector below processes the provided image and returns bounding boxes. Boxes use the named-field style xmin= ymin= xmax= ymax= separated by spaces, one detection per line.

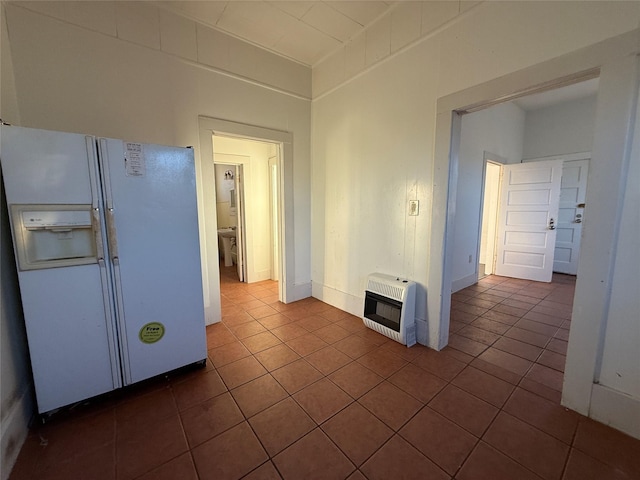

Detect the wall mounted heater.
xmin=363 ymin=273 xmax=416 ymax=347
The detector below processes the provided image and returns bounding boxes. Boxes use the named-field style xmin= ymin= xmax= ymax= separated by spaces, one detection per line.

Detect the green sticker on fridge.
xmin=139 ymin=322 xmax=165 ymax=344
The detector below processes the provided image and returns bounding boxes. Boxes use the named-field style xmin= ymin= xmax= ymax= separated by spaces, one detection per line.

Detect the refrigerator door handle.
xmin=106 ymin=208 xmax=119 ymax=263
xmin=92 ymin=208 xmax=106 ymax=261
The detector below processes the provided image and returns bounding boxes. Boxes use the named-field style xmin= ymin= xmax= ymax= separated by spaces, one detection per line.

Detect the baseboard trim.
xmin=452 ymin=273 xmax=478 ymax=293
xmin=286 ymin=281 xmax=312 ymax=303
xmin=589 ymin=384 xmax=640 ymax=439
xmin=312 ymin=282 xmax=363 ymax=317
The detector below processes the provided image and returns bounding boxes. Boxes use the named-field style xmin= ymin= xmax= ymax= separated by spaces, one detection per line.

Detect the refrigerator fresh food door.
xmin=0 ymin=126 xmax=122 ymax=413
xmin=98 ymin=138 xmax=206 ymax=385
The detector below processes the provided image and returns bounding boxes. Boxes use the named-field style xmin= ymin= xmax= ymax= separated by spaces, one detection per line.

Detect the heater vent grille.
xmin=363 ymin=273 xmax=416 ymax=347
xmin=367 ymin=279 xmax=404 ymax=302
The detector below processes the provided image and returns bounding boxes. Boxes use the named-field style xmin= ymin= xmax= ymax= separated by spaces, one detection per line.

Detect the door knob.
xmin=575 ymin=213 xmax=582 ymax=224
xmin=548 ymin=218 xmax=555 ymax=230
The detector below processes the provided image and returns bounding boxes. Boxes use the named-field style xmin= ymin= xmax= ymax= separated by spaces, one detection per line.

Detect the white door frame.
xmin=429 ymin=31 xmax=637 ymax=351
xmin=197 ymin=116 xmax=293 ymax=325
xmin=430 ymin=33 xmax=638 ymax=424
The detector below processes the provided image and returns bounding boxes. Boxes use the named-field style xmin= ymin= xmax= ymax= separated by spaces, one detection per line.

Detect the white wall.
xmin=312 ymin=47 xmax=435 ymax=319
xmin=214 ymin=137 xmax=273 ymax=283
xmin=2 ymin=2 xmax=312 ymax=322
xmin=0 ymin=2 xmax=311 ymax=473
xmin=312 ymin=1 xmax=640 ymax=348
xmin=312 ymin=1 xmax=640 ymax=436
xmin=452 ymin=103 xmax=525 ymax=291
xmin=523 ymin=95 xmax=597 ymax=159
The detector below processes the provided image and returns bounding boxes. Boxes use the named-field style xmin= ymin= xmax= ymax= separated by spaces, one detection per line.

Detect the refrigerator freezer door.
xmin=0 ymin=126 xmax=122 ymax=413
xmin=99 ymin=139 xmax=206 ymax=384
xmin=18 ymin=266 xmax=121 ymax=413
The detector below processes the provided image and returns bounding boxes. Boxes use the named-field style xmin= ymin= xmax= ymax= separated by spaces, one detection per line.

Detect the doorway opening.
xmin=444 ymin=78 xmax=599 ymax=429
xmin=452 ymin=78 xmax=598 ymax=296
xmin=478 ymin=158 xmax=503 ymax=279
xmin=197 ymin=116 xmax=293 ymax=325
xmin=427 ymin=69 xmax=602 ymax=354
xmin=212 ymin=136 xmax=282 ymax=290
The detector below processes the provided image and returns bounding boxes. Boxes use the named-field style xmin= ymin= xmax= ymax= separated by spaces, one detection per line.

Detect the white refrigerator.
xmin=1 ymin=125 xmax=207 ymax=414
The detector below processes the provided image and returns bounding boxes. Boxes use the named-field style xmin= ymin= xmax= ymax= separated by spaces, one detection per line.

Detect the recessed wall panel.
xmin=560 ymin=187 xmax=579 ymax=203
xmin=561 ymin=166 xmax=581 ymax=185
xmin=503 ymin=251 xmax=545 ymax=268
xmin=509 ymin=168 xmax=552 ymax=185
xmin=505 ymin=231 xmax=547 ymax=247
xmin=554 ymin=247 xmax=572 ymax=262
xmin=505 ymin=210 xmax=548 ymax=226
xmin=556 ymin=228 xmax=575 ymax=243
xmin=508 ymin=189 xmax=551 ymax=206
xmin=559 ymin=207 xmax=576 ymax=222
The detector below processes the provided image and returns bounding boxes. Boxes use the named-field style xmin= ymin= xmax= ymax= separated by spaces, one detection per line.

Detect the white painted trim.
xmin=254 ymin=270 xmax=273 ymax=282
xmin=290 ymin=282 xmax=313 ymax=304
xmin=452 ymin=273 xmax=478 ymax=294
xmin=590 ymin=384 xmax=640 ymax=439
xmin=312 ymin=0 xmax=482 ymax=100
xmin=563 ymin=54 xmax=640 ymax=416
xmin=428 ymin=109 xmax=460 ymax=350
xmin=312 ymin=282 xmax=363 ymax=318
xmin=197 ymin=117 xmax=296 ymax=325
xmin=432 ymin=29 xmax=639 ymax=414
xmin=1 ymin=386 xmax=33 ymax=480
xmin=9 ymin=3 xmax=311 ymax=101
xmin=522 ymin=152 xmax=591 ymax=163
xmin=415 ymin=319 xmax=428 ymax=347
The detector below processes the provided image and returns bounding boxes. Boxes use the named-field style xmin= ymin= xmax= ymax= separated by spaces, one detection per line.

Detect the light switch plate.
xmin=409 ymin=200 xmax=419 ymax=216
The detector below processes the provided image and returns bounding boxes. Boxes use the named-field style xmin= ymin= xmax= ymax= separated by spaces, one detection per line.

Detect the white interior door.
xmin=269 ymin=155 xmax=280 ymax=281
xmin=235 ymin=165 xmax=246 ymax=282
xmin=478 ymin=161 xmax=502 ymax=277
xmin=495 ymin=160 xmax=563 ymax=282
xmin=554 ymin=158 xmax=589 ymax=274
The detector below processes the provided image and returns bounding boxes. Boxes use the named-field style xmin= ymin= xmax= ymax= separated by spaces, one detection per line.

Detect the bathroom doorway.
xmin=212 ymin=136 xmax=282 ymax=288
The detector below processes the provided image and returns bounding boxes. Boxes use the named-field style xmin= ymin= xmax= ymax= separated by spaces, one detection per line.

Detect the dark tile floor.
xmin=8 ymin=268 xmax=640 ymax=479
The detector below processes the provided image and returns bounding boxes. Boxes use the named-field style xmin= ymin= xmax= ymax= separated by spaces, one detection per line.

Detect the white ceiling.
xmin=156 ymin=1 xmax=396 ymax=66
xmin=155 ymin=1 xmax=599 ymax=108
